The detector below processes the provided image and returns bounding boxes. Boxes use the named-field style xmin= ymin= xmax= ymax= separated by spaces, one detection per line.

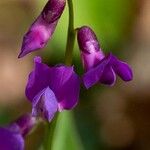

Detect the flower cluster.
xmin=1 ymin=0 xmax=133 ymax=148
xmin=17 ymin=0 xmax=133 ymax=122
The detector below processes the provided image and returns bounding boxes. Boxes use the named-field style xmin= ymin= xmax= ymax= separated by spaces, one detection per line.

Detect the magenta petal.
xmin=100 ymin=65 xmax=116 ymax=86
xmin=32 ymin=87 xmax=58 ymax=122
xmin=112 ymin=56 xmax=133 ymax=81
xmin=0 ymin=127 xmax=24 ymax=150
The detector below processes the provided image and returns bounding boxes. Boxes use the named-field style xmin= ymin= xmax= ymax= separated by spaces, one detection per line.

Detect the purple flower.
xmin=15 ymin=113 xmax=36 ymax=137
xmin=77 ymin=26 xmax=133 ymax=89
xmin=0 ymin=114 xmax=36 ymax=150
xmin=26 ymin=56 xmax=80 ymax=122
xmin=18 ymin=0 xmax=66 ymax=58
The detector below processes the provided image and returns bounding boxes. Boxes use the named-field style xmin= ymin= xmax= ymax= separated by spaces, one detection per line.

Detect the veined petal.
xmin=32 ymin=87 xmax=58 ymax=122
xmin=0 ymin=127 xmax=24 ymax=150
xmin=112 ymin=55 xmax=133 ymax=81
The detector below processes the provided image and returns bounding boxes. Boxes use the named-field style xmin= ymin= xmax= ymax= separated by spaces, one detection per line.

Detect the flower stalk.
xmin=45 ymin=0 xmax=76 ymax=149
xmin=44 ymin=114 xmax=59 ymax=150
xmin=65 ymin=0 xmax=75 ymax=66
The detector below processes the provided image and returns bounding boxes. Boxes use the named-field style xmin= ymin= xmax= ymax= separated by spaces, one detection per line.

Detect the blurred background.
xmin=0 ymin=0 xmax=150 ymax=149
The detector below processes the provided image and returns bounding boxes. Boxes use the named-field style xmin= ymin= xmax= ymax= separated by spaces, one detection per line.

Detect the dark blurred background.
xmin=0 ymin=0 xmax=150 ymax=150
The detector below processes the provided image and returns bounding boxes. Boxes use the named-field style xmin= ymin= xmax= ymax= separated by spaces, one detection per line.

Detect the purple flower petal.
xmin=48 ymin=66 xmax=80 ymax=111
xmin=42 ymin=0 xmax=66 ymax=23
xmin=48 ymin=66 xmax=74 ymax=92
xmin=32 ymin=87 xmax=58 ymax=122
xmin=26 ymin=56 xmax=50 ymax=101
xmin=0 ymin=127 xmax=24 ymax=150
xmin=77 ymin=26 xmax=100 ymax=53
xmin=18 ymin=20 xmax=57 ymax=58
xmin=77 ymin=26 xmax=105 ymax=70
xmin=18 ymin=0 xmax=66 ymax=58
xmin=57 ymin=69 xmax=80 ymax=110
xmin=83 ymin=52 xmax=133 ymax=88
xmin=81 ymin=50 xmax=104 ymax=71
xmin=100 ymin=65 xmax=116 ymax=86
xmin=83 ymin=56 xmax=111 ymax=88
xmin=111 ymin=55 xmax=133 ymax=81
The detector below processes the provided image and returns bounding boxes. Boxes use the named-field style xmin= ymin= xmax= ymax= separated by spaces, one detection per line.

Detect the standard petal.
xmin=48 ymin=66 xmax=75 ymax=93
xmin=48 ymin=66 xmax=80 ymax=110
xmin=112 ymin=56 xmax=133 ymax=81
xmin=25 ymin=56 xmax=50 ymax=101
xmin=77 ymin=26 xmax=100 ymax=53
xmin=32 ymin=87 xmax=58 ymax=122
xmin=0 ymin=127 xmax=24 ymax=150
xmin=57 ymin=70 xmax=80 ymax=110
xmin=100 ymin=65 xmax=116 ymax=86
xmin=77 ymin=26 xmax=105 ymax=70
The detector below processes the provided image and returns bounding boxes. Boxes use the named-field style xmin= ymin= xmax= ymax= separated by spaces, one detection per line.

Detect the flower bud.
xmin=18 ymin=0 xmax=66 ymax=58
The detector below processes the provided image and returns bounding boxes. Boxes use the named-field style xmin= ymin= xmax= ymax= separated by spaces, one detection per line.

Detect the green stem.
xmin=44 ymin=114 xmax=59 ymax=150
xmin=65 ymin=0 xmax=76 ymax=66
xmin=44 ymin=0 xmax=75 ymax=149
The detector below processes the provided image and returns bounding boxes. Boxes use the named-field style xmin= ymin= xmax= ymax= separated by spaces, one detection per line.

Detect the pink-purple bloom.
xmin=0 ymin=113 xmax=36 ymax=150
xmin=77 ymin=26 xmax=133 ymax=88
xmin=18 ymin=0 xmax=66 ymax=58
xmin=26 ymin=56 xmax=80 ymax=122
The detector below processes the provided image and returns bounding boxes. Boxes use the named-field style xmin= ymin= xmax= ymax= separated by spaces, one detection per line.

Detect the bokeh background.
xmin=0 ymin=0 xmax=150 ymax=150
